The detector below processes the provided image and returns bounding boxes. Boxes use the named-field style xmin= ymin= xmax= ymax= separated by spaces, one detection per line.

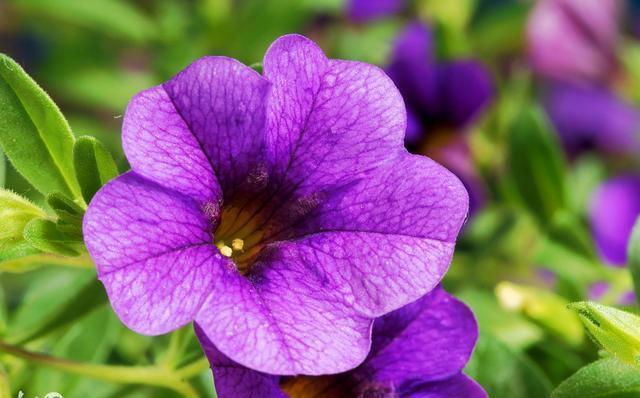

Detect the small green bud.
xmin=0 ymin=189 xmax=46 ymax=259
xmin=569 ymin=301 xmax=640 ymax=367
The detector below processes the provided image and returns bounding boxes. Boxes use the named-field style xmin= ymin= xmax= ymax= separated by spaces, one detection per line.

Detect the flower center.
xmin=212 ymin=202 xmax=267 ymax=275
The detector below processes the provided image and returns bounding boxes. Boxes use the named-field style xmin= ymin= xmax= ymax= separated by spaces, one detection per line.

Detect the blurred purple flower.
xmin=347 ymin=0 xmax=404 ymax=22
xmin=588 ymin=281 xmax=610 ymax=301
xmin=196 ymin=286 xmax=486 ymax=398
xmin=387 ymin=22 xmax=494 ymax=146
xmin=436 ymin=139 xmax=486 ymax=215
xmin=544 ymin=83 xmax=640 ymax=155
xmin=83 ymin=34 xmax=469 ymax=375
xmin=589 ymin=175 xmax=640 ymax=266
xmin=618 ymin=290 xmax=637 ymax=305
xmin=527 ymin=0 xmax=621 ymax=84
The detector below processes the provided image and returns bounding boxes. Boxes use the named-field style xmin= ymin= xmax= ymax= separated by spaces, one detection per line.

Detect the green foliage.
xmin=496 ymin=282 xmax=584 ymax=346
xmin=13 ymin=0 xmax=157 ymax=44
xmin=466 ymin=333 xmax=553 ymax=398
xmin=73 ymin=136 xmax=119 ymax=203
xmin=569 ymin=302 xmax=640 ymax=368
xmin=552 ymin=358 xmax=640 ymax=398
xmin=0 ymin=151 xmax=5 ymax=187
xmin=13 ymin=278 xmax=106 ymax=345
xmin=0 ymin=189 xmax=46 ymax=261
xmin=46 ymin=192 xmax=84 ymax=238
xmin=0 ymin=54 xmax=80 ymax=199
xmin=629 ymin=217 xmax=640 ymax=303
xmin=507 ymin=107 xmax=568 ymax=225
xmin=23 ymin=218 xmax=83 ymax=257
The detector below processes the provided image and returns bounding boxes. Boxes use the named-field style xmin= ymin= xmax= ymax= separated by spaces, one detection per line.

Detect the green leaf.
xmin=0 ymin=189 xmax=46 ymax=260
xmin=0 ymin=54 xmax=80 ymax=198
xmin=46 ymin=192 xmax=84 ymax=238
xmin=507 ymin=107 xmax=567 ymax=225
xmin=470 ymin=2 xmax=530 ymax=59
xmin=552 ymin=358 xmax=640 ymax=398
xmin=628 ymin=217 xmax=640 ymax=303
xmin=547 ymin=210 xmax=597 ymax=261
xmin=23 ymin=218 xmax=83 ymax=257
xmin=569 ymin=302 xmax=640 ymax=368
xmin=458 ymin=289 xmax=543 ymax=350
xmin=73 ymin=136 xmax=119 ymax=203
xmin=52 ymin=68 xmax=156 ymax=112
xmin=14 ymin=278 xmax=107 ymax=345
xmin=466 ymin=333 xmax=553 ymax=398
xmin=0 ymin=150 xmax=5 ymax=187
xmin=13 ymin=0 xmax=157 ymax=44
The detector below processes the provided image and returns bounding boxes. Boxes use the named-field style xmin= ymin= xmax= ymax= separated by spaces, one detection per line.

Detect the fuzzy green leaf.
xmin=0 ymin=54 xmax=80 ymax=198
xmin=569 ymin=302 xmax=640 ymax=368
xmin=46 ymin=192 xmax=85 ymax=238
xmin=508 ymin=107 xmax=567 ymax=225
xmin=23 ymin=218 xmax=83 ymax=257
xmin=0 ymin=189 xmax=46 ymax=260
xmin=73 ymin=136 xmax=119 ymax=203
xmin=552 ymin=358 xmax=640 ymax=398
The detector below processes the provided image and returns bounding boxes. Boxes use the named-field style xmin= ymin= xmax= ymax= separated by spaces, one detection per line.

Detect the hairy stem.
xmin=0 ymin=341 xmax=199 ymax=398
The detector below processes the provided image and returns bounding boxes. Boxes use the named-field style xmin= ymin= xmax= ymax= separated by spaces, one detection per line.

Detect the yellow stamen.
xmin=216 ymin=241 xmax=233 ymax=257
xmin=231 ymin=238 xmax=245 ymax=251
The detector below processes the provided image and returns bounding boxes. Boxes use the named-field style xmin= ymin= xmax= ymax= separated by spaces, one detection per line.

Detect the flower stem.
xmin=176 ymin=357 xmax=210 ymax=379
xmin=0 ymin=341 xmax=199 ymax=398
xmin=163 ymin=326 xmax=190 ymax=368
xmin=0 ymin=253 xmax=94 ymax=272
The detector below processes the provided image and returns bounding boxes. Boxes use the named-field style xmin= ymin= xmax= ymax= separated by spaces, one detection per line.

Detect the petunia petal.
xmin=195 ymin=256 xmax=372 ymax=375
xmin=162 ymin=56 xmax=271 ymax=197
xmin=122 ymin=85 xmax=221 ymax=203
xmin=194 ymin=154 xmax=467 ymax=374
xmin=84 ymin=172 xmax=220 ymax=334
xmin=403 ymin=373 xmax=488 ymax=398
xmin=263 ymin=34 xmax=406 ymax=191
xmin=360 ymin=287 xmax=479 ymax=384
xmin=195 ymin=287 xmax=481 ymax=398
xmin=194 ymin=324 xmax=287 ymax=398
xmin=298 ymin=153 xmax=468 ymax=241
xmin=280 ymin=154 xmax=468 ymax=316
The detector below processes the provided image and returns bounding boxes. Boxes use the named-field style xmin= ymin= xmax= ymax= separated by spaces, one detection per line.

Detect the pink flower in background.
xmin=527 ymin=0 xmax=621 ymax=84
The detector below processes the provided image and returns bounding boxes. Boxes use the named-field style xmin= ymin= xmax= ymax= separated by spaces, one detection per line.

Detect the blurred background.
xmin=2 ymin=0 xmax=640 ymax=397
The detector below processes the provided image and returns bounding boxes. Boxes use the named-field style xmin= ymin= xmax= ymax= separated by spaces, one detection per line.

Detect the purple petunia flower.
xmin=83 ymin=35 xmax=469 ymax=375
xmin=196 ymin=286 xmax=486 ymax=398
xmin=527 ymin=0 xmax=620 ymax=84
xmin=386 ymin=22 xmax=494 ymax=147
xmin=347 ymin=0 xmax=404 ymax=22
xmin=544 ymin=83 xmax=640 ymax=155
xmin=589 ymin=175 xmax=640 ymax=266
